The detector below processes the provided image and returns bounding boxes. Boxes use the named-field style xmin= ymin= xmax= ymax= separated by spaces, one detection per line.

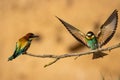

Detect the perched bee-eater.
xmin=8 ymin=33 xmax=39 ymax=61
xmin=56 ymin=9 xmax=118 ymax=59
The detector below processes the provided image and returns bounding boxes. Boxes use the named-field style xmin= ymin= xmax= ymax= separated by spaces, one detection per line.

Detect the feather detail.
xmin=97 ymin=9 xmax=118 ymax=47
xmin=56 ymin=16 xmax=89 ymax=47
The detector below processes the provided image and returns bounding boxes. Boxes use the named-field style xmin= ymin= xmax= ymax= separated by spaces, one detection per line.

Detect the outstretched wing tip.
xmin=98 ymin=9 xmax=118 ymax=47
xmin=56 ymin=17 xmax=89 ymax=47
xmin=114 ymin=9 xmax=118 ymax=26
xmin=55 ymin=16 xmax=64 ymax=23
xmin=113 ymin=9 xmax=118 ymax=23
xmin=55 ymin=16 xmax=60 ymax=20
xmin=114 ymin=9 xmax=118 ymax=13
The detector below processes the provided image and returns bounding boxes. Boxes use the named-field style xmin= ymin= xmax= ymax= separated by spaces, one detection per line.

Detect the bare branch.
xmin=44 ymin=58 xmax=60 ymax=68
xmin=25 ymin=43 xmax=120 ymax=67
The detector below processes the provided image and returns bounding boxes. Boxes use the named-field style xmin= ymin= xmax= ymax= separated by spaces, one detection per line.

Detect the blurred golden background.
xmin=1 ymin=0 xmax=120 ymax=80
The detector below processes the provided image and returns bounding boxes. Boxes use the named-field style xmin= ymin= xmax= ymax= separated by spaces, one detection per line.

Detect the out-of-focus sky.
xmin=0 ymin=0 xmax=120 ymax=80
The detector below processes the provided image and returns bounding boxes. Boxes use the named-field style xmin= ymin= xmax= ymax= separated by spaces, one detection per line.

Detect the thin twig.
xmin=44 ymin=58 xmax=60 ymax=68
xmin=25 ymin=43 xmax=120 ymax=67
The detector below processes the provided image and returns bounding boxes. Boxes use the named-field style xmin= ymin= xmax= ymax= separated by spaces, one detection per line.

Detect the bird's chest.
xmin=86 ymin=38 xmax=98 ymax=50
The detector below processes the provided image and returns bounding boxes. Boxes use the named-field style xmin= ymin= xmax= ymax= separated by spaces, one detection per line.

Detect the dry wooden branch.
xmin=25 ymin=43 xmax=120 ymax=67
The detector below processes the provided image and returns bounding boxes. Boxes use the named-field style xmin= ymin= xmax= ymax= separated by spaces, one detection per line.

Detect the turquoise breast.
xmin=87 ymin=38 xmax=98 ymax=50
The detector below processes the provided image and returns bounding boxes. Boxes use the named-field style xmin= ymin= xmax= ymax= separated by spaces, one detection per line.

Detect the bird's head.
xmin=85 ymin=31 xmax=95 ymax=40
xmin=25 ymin=33 xmax=39 ymax=41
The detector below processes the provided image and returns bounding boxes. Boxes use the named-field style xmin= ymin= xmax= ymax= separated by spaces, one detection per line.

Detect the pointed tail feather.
xmin=8 ymin=52 xmax=24 ymax=61
xmin=8 ymin=53 xmax=18 ymax=61
xmin=8 ymin=56 xmax=15 ymax=61
xmin=92 ymin=51 xmax=108 ymax=59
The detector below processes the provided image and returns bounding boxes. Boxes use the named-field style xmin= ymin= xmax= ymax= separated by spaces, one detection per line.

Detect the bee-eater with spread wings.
xmin=8 ymin=33 xmax=39 ymax=61
xmin=56 ymin=9 xmax=118 ymax=59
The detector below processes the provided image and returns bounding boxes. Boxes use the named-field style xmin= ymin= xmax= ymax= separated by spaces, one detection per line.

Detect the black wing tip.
xmin=113 ymin=9 xmax=118 ymax=13
xmin=55 ymin=16 xmax=66 ymax=25
xmin=112 ymin=9 xmax=118 ymax=19
xmin=56 ymin=16 xmax=80 ymax=31
xmin=55 ymin=16 xmax=60 ymax=19
xmin=55 ymin=16 xmax=59 ymax=20
xmin=111 ymin=9 xmax=118 ymax=17
xmin=56 ymin=16 xmax=70 ymax=29
xmin=112 ymin=9 xmax=118 ymax=30
xmin=101 ymin=9 xmax=118 ymax=28
xmin=115 ymin=9 xmax=118 ymax=24
xmin=56 ymin=16 xmax=77 ymax=34
xmin=55 ymin=16 xmax=61 ymax=21
xmin=113 ymin=9 xmax=118 ymax=20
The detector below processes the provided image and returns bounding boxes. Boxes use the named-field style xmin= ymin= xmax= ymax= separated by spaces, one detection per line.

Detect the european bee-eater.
xmin=8 ymin=33 xmax=39 ymax=61
xmin=56 ymin=9 xmax=118 ymax=59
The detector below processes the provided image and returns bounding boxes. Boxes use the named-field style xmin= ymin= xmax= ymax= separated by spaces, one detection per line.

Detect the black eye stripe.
xmin=30 ymin=35 xmax=34 ymax=38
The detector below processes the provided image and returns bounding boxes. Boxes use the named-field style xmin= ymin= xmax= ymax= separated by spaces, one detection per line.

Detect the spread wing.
xmin=56 ymin=16 xmax=89 ymax=47
xmin=97 ymin=9 xmax=118 ymax=47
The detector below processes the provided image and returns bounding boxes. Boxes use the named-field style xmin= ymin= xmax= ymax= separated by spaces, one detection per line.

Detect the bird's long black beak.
xmin=32 ymin=35 xmax=39 ymax=38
